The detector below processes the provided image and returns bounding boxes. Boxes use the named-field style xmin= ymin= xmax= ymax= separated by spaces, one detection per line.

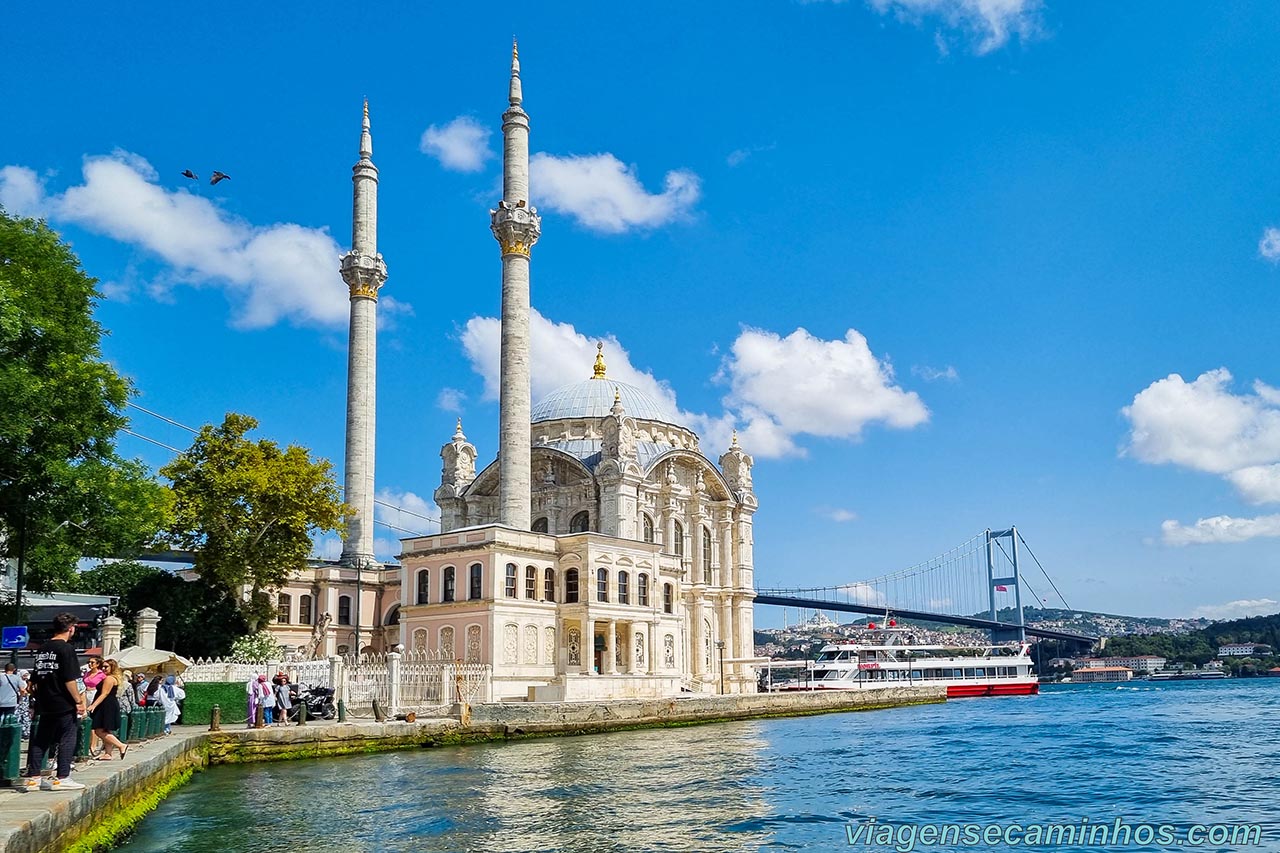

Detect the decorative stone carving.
xmin=440 ymin=626 xmax=455 ymax=661
xmin=466 ymin=625 xmax=482 ymax=663
xmin=634 ymin=631 xmax=645 ymax=666
xmin=503 ymin=623 xmax=518 ymax=665
xmin=490 ymin=199 xmax=542 ymax=257
xmin=664 ymin=634 xmax=676 ymax=669
xmin=544 ymin=626 xmax=556 ymax=664
xmin=439 ymin=419 xmax=477 ymax=489
xmin=413 ymin=627 xmax=428 ymax=652
xmin=719 ymin=431 xmax=754 ymax=494
xmin=524 ymin=624 xmax=539 ymax=664
xmin=567 ymin=626 xmax=582 ymax=667
xmin=340 ymin=251 xmax=387 ymax=300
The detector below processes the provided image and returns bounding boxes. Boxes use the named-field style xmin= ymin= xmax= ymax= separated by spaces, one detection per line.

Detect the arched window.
xmin=544 ymin=567 xmax=556 ymax=602
xmin=505 ymin=563 xmax=517 ymax=598
xmin=416 ymin=569 xmax=430 ymax=605
xmin=642 ymin=514 xmax=654 ymax=543
xmin=276 ymin=593 xmax=291 ymax=624
xmin=638 ymin=573 xmax=649 ymax=607
xmin=384 ymin=604 xmax=400 ymax=625
xmin=525 ymin=566 xmax=537 ymax=599
xmin=469 ymin=564 xmax=483 ymax=600
xmin=618 ymin=571 xmax=630 ymax=605
xmin=338 ymin=595 xmax=352 ymax=625
xmin=443 ymin=566 xmax=456 ymax=602
xmin=299 ymin=594 xmax=313 ymax=626
xmin=570 ymin=511 xmax=590 ymax=533
xmin=673 ymin=520 xmax=685 ymax=557
xmin=702 ymin=527 xmax=713 ymax=584
xmin=565 ymin=569 xmax=579 ymax=603
xmin=596 ymin=568 xmax=609 ymax=603
xmin=663 ymin=583 xmax=674 ymax=614
xmin=532 ymin=517 xmax=549 ymax=533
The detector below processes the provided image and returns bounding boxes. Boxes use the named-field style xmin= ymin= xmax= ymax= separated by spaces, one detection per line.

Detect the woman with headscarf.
xmin=160 ymin=675 xmax=184 ymax=732
xmin=245 ymin=674 xmax=267 ymax=727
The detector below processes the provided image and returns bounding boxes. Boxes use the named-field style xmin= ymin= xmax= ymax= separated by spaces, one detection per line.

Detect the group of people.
xmin=7 ymin=613 xmax=188 ymax=793
xmin=245 ymin=671 xmax=294 ymax=726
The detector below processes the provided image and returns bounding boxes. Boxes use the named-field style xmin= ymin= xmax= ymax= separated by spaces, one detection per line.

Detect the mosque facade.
xmin=267 ymin=45 xmax=760 ymax=700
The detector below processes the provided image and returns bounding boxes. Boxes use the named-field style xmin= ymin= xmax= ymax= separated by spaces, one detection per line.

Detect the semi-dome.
xmin=531 ymin=344 xmax=675 ymax=424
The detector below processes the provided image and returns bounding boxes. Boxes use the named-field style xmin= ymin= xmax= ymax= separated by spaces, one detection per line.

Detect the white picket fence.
xmin=182 ymin=652 xmax=490 ymax=717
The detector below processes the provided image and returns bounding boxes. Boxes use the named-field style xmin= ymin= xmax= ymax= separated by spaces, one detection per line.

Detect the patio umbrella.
xmin=108 ymin=646 xmax=193 ymax=674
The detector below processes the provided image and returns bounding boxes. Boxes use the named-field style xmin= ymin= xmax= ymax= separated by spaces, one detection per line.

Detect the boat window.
xmin=964 ymin=668 xmax=975 ymax=678
xmin=973 ymin=668 xmax=986 ymax=678
xmin=910 ymin=670 xmax=922 ymax=680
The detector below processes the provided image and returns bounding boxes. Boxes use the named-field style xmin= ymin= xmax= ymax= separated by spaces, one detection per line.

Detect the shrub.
xmin=181 ymin=682 xmax=247 ymax=726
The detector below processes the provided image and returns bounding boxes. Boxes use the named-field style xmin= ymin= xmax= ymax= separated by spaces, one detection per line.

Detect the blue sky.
xmin=4 ymin=2 xmax=1280 ymax=622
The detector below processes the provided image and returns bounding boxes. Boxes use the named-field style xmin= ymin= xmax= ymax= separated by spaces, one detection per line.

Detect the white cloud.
xmin=1260 ymin=227 xmax=1280 ymax=262
xmin=912 ymin=364 xmax=958 ymax=382
xmin=436 ymin=388 xmax=466 ymax=413
xmin=837 ymin=582 xmax=886 ymax=605
xmin=726 ymin=143 xmax=776 ymax=168
xmin=1190 ymin=598 xmax=1280 ymax=620
xmin=866 ymin=0 xmax=1042 ymax=54
xmin=1124 ymin=369 xmax=1280 ymax=476
xmin=420 ymin=116 xmax=494 ymax=173
xmin=459 ymin=312 xmax=928 ymax=459
xmin=529 ymin=153 xmax=700 ymax=233
xmin=0 ymin=151 xmax=373 ymax=329
xmin=718 ymin=328 xmax=929 ymax=456
xmin=374 ymin=487 xmax=440 ymax=536
xmin=819 ymin=507 xmax=859 ymax=522
xmin=1161 ymin=514 xmax=1280 ymax=546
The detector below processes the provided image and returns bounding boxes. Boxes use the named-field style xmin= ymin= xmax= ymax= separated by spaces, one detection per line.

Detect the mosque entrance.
xmin=593 ymin=633 xmax=606 ymax=674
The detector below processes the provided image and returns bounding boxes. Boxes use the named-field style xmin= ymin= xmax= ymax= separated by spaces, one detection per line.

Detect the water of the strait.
xmin=118 ymin=679 xmax=1280 ymax=852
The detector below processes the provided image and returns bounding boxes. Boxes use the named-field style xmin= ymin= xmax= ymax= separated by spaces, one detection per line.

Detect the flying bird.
xmin=180 ymin=169 xmax=198 ymax=180
xmin=209 ymin=171 xmax=231 ymax=185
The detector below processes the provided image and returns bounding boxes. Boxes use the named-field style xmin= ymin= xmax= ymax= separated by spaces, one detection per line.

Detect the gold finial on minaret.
xmin=731 ymin=429 xmax=740 ymax=449
xmin=363 ymin=98 xmax=369 ymax=121
xmin=614 ymin=385 xmax=621 ymax=403
xmin=513 ymin=37 xmax=519 ymax=64
xmin=592 ymin=342 xmax=607 ymax=379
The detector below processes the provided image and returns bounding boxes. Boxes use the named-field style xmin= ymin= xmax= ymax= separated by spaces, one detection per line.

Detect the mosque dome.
xmin=531 ymin=345 xmax=675 ymax=424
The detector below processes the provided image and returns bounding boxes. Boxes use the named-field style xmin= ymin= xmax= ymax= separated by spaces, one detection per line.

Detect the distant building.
xmin=1104 ymin=655 xmax=1166 ymax=673
xmin=1218 ymin=644 xmax=1272 ymax=658
xmin=1267 ymin=667 xmax=1280 ymax=678
xmin=1204 ymin=659 xmax=1225 ymax=671
xmin=1072 ymin=666 xmax=1133 ymax=683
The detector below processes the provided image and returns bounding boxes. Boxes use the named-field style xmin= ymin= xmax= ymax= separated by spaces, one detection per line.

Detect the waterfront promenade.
xmin=0 ymin=687 xmax=942 ymax=852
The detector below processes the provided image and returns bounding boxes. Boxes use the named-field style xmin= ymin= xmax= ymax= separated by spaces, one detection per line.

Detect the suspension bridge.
xmin=756 ymin=527 xmax=1098 ymax=646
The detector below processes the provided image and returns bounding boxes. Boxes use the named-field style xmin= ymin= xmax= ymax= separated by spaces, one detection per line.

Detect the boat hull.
xmin=946 ymin=681 xmax=1039 ymax=698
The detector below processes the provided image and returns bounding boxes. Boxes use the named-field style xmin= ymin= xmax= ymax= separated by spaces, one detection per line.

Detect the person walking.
xmin=273 ymin=673 xmax=292 ymax=726
xmin=259 ymin=674 xmax=276 ymax=725
xmin=81 ymin=657 xmax=104 ymax=754
xmin=245 ymin=674 xmax=265 ymax=728
xmin=18 ymin=613 xmax=86 ymax=793
xmin=86 ymin=660 xmax=128 ymax=760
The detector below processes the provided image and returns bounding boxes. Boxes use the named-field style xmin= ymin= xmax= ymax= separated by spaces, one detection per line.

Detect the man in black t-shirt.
xmin=18 ymin=613 xmax=86 ymax=792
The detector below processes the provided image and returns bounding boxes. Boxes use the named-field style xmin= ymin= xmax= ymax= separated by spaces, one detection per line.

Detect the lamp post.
xmin=715 ymin=640 xmax=726 ymax=695
xmin=353 ymin=559 xmax=364 ymax=660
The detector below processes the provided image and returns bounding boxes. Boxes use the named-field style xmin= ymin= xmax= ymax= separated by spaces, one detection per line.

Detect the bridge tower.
xmin=985 ymin=527 xmax=1025 ymax=642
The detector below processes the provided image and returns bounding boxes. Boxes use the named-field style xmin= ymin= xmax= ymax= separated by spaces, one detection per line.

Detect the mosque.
xmin=266 ymin=45 xmax=760 ymax=700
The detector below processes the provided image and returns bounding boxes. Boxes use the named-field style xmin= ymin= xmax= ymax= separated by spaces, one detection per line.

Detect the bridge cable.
xmin=1016 ymin=531 xmax=1072 ymax=611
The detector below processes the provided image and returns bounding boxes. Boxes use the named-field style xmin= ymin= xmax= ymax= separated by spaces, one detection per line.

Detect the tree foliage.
xmin=228 ymin=631 xmax=283 ymax=663
xmin=0 ymin=210 xmax=169 ymax=599
xmin=161 ymin=413 xmax=344 ymax=631
xmin=74 ymin=560 xmax=249 ymax=658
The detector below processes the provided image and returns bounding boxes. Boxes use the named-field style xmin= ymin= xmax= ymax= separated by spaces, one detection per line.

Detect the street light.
xmin=715 ymin=640 xmax=726 ymax=695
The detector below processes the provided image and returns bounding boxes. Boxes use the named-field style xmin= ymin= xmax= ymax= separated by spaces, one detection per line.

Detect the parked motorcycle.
xmin=287 ymin=684 xmax=336 ymax=721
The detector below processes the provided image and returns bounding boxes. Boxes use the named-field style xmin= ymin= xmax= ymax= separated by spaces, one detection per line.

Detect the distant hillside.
xmin=1101 ymin=611 xmax=1280 ymax=669
xmin=994 ymin=606 xmax=1212 ymax=638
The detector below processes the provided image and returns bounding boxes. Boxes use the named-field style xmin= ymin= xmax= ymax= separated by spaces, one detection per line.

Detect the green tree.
xmin=0 ymin=210 xmax=169 ymax=607
xmin=161 ymin=413 xmax=343 ymax=631
xmin=75 ymin=560 xmax=249 ymax=658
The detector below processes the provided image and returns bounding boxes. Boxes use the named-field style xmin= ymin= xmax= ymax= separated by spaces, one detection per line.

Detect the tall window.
xmin=638 ymin=574 xmax=649 ymax=607
xmin=299 ymin=594 xmax=313 ymax=625
xmin=544 ymin=567 xmax=556 ymax=602
xmin=673 ymin=520 xmax=684 ymax=557
xmin=663 ymin=583 xmax=673 ymax=614
xmin=565 ymin=569 xmax=579 ymax=603
xmin=702 ymin=527 xmax=713 ymax=584
xmin=642 ymin=514 xmax=654 ymax=543
xmin=596 ymin=568 xmax=609 ymax=602
xmin=525 ymin=566 xmax=537 ymax=599
xmin=338 ymin=595 xmax=352 ymax=625
xmin=276 ymin=593 xmax=291 ymax=624
xmin=570 ymin=511 xmax=590 ymax=533
xmin=469 ymin=564 xmax=483 ymax=600
xmin=505 ymin=563 xmax=517 ymax=598
xmin=618 ymin=571 xmax=630 ymax=605
xmin=532 ymin=517 xmax=549 ymax=533
xmin=443 ymin=566 xmax=456 ymax=603
xmin=416 ymin=569 xmax=430 ymax=605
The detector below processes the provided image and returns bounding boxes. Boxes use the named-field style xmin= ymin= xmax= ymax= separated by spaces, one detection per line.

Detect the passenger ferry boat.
xmin=772 ymin=622 xmax=1039 ymax=698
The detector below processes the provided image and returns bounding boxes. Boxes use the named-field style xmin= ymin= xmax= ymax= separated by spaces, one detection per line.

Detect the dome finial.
xmin=592 ymin=341 xmax=607 ymax=379
xmin=454 ymin=417 xmax=466 ymax=440
xmin=730 ymin=429 xmax=740 ymax=449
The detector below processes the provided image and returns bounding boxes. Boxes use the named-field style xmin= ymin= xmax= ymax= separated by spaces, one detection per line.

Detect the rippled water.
xmin=119 ymin=680 xmax=1280 ymax=852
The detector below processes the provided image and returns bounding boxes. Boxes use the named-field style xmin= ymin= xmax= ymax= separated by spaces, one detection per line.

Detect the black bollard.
xmin=296 ymin=701 xmax=307 ymax=726
xmin=254 ymin=704 xmax=265 ymax=729
xmin=210 ymin=705 xmax=221 ymax=732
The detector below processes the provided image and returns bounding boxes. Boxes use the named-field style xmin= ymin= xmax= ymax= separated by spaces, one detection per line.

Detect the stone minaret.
xmin=340 ymin=100 xmax=387 ymax=566
xmin=490 ymin=41 xmax=541 ymax=529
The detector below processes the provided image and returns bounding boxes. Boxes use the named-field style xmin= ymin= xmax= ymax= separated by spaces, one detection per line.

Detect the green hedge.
xmin=181 ymin=683 xmax=247 ymax=726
